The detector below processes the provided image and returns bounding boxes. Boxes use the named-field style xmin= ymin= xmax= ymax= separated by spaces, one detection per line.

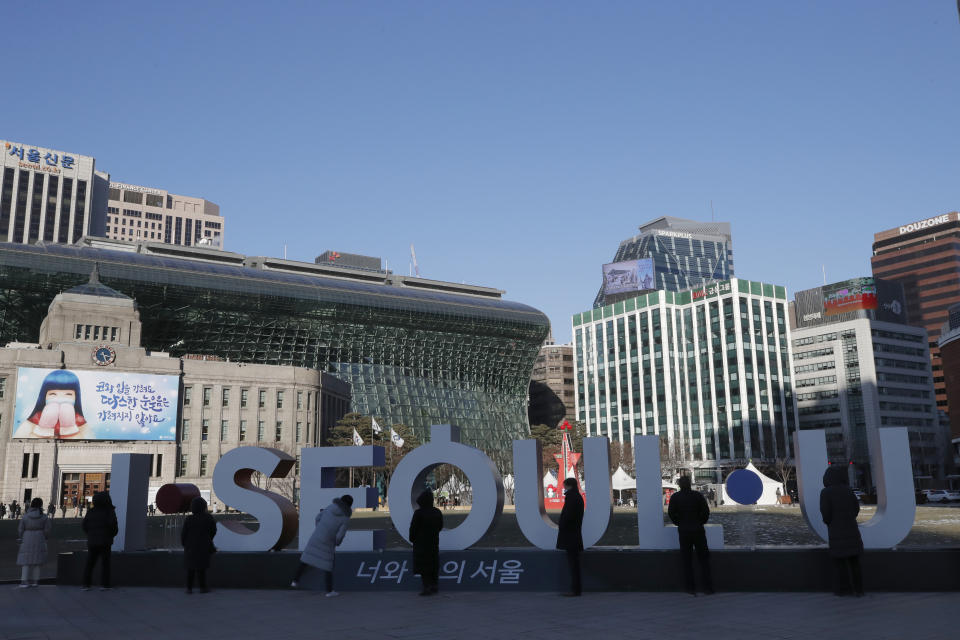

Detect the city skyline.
xmin=5 ymin=2 xmax=959 ymax=343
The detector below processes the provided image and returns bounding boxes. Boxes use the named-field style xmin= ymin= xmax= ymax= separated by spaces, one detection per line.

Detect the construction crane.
xmin=410 ymin=244 xmax=421 ymax=278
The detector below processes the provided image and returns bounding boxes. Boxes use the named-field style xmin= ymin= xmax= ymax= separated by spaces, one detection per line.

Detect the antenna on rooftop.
xmin=710 ymin=200 xmax=715 ymax=222
xmin=283 ymin=244 xmax=287 ymax=260
xmin=822 ymin=264 xmax=827 ymax=285
xmin=410 ymin=244 xmax=421 ymax=278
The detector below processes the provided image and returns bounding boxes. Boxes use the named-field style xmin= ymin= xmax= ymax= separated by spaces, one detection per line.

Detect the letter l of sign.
xmin=633 ymin=435 xmax=724 ymax=549
xmin=794 ymin=428 xmax=915 ymax=548
xmin=109 ymin=453 xmax=151 ymax=551
xmin=512 ymin=437 xmax=612 ymax=549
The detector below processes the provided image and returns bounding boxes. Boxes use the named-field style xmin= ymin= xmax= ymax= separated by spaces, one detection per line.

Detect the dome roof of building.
xmin=65 ymin=264 xmax=130 ymax=299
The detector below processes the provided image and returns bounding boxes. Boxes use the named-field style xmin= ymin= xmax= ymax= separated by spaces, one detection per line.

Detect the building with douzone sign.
xmin=790 ymin=278 xmax=949 ymax=489
xmin=574 ymin=278 xmax=797 ymax=483
xmin=872 ymin=211 xmax=960 ymax=416
xmin=0 ymin=269 xmax=350 ymax=509
xmin=0 ymin=237 xmax=549 ymax=469
xmin=104 ymin=181 xmax=224 ymax=248
xmin=1 ymin=140 xmax=109 ymax=245
xmin=593 ymin=216 xmax=734 ymax=308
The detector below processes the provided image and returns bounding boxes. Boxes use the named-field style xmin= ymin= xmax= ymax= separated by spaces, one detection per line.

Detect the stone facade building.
xmin=0 ymin=271 xmax=349 ymax=510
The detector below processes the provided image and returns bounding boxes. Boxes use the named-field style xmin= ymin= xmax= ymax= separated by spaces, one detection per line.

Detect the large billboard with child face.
xmin=12 ymin=367 xmax=179 ymax=440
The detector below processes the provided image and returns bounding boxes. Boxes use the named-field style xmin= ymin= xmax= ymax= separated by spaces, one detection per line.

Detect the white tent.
xmin=721 ymin=462 xmax=785 ymax=505
xmin=611 ymin=466 xmax=636 ymax=492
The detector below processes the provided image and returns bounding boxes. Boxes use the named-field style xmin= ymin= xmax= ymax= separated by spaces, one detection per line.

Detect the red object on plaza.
xmin=155 ymin=483 xmax=201 ymax=514
xmin=545 ymin=428 xmax=585 ymax=510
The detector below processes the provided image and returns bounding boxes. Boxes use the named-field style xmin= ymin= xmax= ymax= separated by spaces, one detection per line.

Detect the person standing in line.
xmin=409 ymin=489 xmax=444 ymax=596
xmin=59 ymin=502 xmax=66 ymax=519
xmin=556 ymin=477 xmax=584 ymax=597
xmin=0 ymin=502 xmax=6 ymax=519
xmin=47 ymin=503 xmax=56 ymax=519
xmin=820 ymin=466 xmax=864 ymax=597
xmin=81 ymin=492 xmax=118 ymax=591
xmin=290 ymin=494 xmax=353 ymax=597
xmin=181 ymin=497 xmax=217 ymax=594
xmin=668 ymin=475 xmax=714 ymax=595
xmin=17 ymin=498 xmax=52 ymax=588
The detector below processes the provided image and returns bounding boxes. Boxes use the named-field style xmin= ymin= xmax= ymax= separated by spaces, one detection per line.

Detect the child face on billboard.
xmin=46 ymin=389 xmax=76 ymax=404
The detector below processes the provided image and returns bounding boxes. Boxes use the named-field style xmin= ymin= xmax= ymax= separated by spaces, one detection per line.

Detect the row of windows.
xmin=878 ymin=401 xmax=931 ymax=413
xmin=795 ymin=375 xmax=837 ymax=388
xmin=873 ymin=343 xmax=925 ymax=357
xmin=871 ymin=328 xmax=924 ymax=344
xmin=794 ymin=332 xmax=838 ymax=347
xmin=875 ymin=358 xmax=928 ymax=371
xmin=794 ymin=347 xmax=834 ymax=360
xmin=75 ymin=324 xmax=120 ymax=342
xmin=181 ymin=418 xmax=307 ymax=443
xmin=796 ymin=389 xmax=839 ymax=401
xmin=794 ymin=361 xmax=836 ymax=374
xmin=183 ymin=386 xmax=316 ymax=411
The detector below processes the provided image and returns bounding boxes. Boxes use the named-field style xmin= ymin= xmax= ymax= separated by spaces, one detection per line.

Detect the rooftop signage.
xmin=3 ymin=141 xmax=81 ymax=176
xmin=110 ymin=181 xmax=164 ymax=196
xmin=654 ymin=229 xmax=693 ymax=240
xmin=899 ymin=214 xmax=952 ymax=235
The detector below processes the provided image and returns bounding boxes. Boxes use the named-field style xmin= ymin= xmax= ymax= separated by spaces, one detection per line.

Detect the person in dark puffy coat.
xmin=181 ymin=497 xmax=217 ymax=594
xmin=668 ymin=475 xmax=714 ymax=595
xmin=81 ymin=492 xmax=118 ymax=590
xmin=556 ymin=477 xmax=584 ymax=597
xmin=820 ymin=465 xmax=864 ymax=596
xmin=409 ymin=489 xmax=444 ymax=595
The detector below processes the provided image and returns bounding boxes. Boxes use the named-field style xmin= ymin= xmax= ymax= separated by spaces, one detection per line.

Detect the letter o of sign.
xmin=388 ymin=424 xmax=504 ymax=550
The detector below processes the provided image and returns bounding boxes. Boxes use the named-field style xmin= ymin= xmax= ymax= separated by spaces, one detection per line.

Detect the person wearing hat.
xmin=291 ymin=494 xmax=354 ymax=596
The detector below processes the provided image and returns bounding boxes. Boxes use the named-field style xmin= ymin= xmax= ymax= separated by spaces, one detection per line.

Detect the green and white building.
xmin=573 ymin=278 xmax=799 ymax=482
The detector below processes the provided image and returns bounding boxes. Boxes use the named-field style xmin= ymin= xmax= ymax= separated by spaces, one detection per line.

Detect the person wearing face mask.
xmin=14 ymin=370 xmax=88 ymax=439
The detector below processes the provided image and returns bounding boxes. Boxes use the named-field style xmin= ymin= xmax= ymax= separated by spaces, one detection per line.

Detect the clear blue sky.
xmin=6 ymin=2 xmax=959 ymax=343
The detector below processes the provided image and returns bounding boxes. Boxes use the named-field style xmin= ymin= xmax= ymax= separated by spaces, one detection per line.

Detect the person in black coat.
xmin=409 ymin=489 xmax=444 ymax=596
xmin=668 ymin=475 xmax=714 ymax=595
xmin=819 ymin=465 xmax=864 ymax=596
xmin=556 ymin=477 xmax=584 ymax=597
xmin=81 ymin=492 xmax=118 ymax=590
xmin=181 ymin=497 xmax=218 ymax=594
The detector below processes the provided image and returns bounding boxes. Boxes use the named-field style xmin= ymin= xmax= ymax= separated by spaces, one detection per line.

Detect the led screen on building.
xmin=12 ymin=367 xmax=179 ymax=440
xmin=823 ymin=277 xmax=878 ymax=316
xmin=602 ymin=259 xmax=655 ymax=295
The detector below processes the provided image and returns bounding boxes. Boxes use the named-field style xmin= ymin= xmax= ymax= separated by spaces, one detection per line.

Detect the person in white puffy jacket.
xmin=17 ymin=498 xmax=51 ymax=588
xmin=290 ymin=495 xmax=353 ymax=596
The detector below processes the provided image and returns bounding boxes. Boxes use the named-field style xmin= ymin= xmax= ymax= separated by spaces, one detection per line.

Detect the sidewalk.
xmin=1 ymin=586 xmax=953 ymax=640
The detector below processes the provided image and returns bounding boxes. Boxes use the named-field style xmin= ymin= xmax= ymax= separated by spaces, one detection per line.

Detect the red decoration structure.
xmin=545 ymin=421 xmax=584 ymax=509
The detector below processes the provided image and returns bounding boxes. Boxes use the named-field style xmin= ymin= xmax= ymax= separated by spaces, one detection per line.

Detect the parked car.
xmin=922 ymin=489 xmax=951 ymax=503
xmin=946 ymin=490 xmax=960 ymax=502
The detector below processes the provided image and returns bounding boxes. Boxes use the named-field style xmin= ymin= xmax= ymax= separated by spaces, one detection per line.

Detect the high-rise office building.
xmin=105 ymin=181 xmax=224 ymax=248
xmin=937 ymin=303 xmax=960 ymax=443
xmin=528 ymin=332 xmax=576 ymax=429
xmin=574 ymin=278 xmax=795 ymax=483
xmin=791 ymin=278 xmax=948 ymax=489
xmin=594 ymin=216 xmax=733 ymax=308
xmin=872 ymin=212 xmax=960 ymax=414
xmin=1 ymin=140 xmax=108 ymax=244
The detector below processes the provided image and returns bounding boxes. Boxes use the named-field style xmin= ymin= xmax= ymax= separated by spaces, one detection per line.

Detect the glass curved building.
xmin=0 ymin=240 xmax=550 ymax=459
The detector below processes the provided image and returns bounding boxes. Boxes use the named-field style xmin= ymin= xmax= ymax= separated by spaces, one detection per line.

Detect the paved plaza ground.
xmin=0 ymin=585 xmax=954 ymax=639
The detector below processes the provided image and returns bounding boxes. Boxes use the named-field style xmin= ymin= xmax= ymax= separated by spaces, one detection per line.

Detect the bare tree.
xmin=659 ymin=436 xmax=686 ymax=482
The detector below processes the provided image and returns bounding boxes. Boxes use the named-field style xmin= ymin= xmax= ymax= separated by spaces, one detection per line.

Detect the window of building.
xmin=178 ymin=454 xmax=188 ymax=476
xmin=296 ymin=421 xmax=302 ymax=443
xmin=275 ymin=421 xmax=283 ymax=442
xmin=297 ymin=391 xmax=303 ymax=410
xmin=123 ymin=190 xmax=143 ymax=204
xmin=199 ymin=454 xmax=208 ymax=477
xmin=203 ymin=387 xmax=211 ymax=406
xmin=258 ymin=390 xmax=266 ymax=409
xmin=155 ymin=454 xmax=163 ymax=477
xmin=183 ymin=386 xmax=192 ymax=406
xmin=239 ymin=420 xmax=247 ymax=441
xmin=241 ymin=389 xmax=249 ymax=408
xmin=222 ymin=388 xmax=230 ymax=407
xmin=145 ymin=194 xmax=163 ymax=207
xmin=277 ymin=391 xmax=284 ymax=409
xmin=182 ymin=419 xmax=190 ymax=440
xmin=201 ymin=419 xmax=209 ymax=441
xmin=220 ymin=420 xmax=229 ymax=440
xmin=0 ymin=376 xmax=5 ymax=399
xmin=108 ymin=188 xmax=121 ymax=200
xmin=257 ymin=420 xmax=265 ymax=441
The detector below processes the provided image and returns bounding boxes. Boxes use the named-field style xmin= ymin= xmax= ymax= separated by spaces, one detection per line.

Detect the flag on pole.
xmin=390 ymin=427 xmax=405 ymax=448
xmin=352 ymin=428 xmax=363 ymax=446
xmin=371 ymin=417 xmax=382 ymax=435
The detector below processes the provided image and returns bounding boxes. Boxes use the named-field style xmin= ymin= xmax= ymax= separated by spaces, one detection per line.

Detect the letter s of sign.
xmin=388 ymin=424 xmax=504 ymax=550
xmin=794 ymin=428 xmax=914 ymax=548
xmin=299 ymin=445 xmax=385 ymax=551
xmin=212 ymin=447 xmax=298 ymax=552
xmin=512 ymin=437 xmax=612 ymax=549
xmin=633 ymin=435 xmax=724 ymax=549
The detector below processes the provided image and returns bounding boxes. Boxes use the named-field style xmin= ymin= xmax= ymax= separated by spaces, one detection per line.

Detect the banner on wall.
xmin=11 ymin=367 xmax=179 ymax=440
xmin=602 ymin=258 xmax=655 ymax=295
